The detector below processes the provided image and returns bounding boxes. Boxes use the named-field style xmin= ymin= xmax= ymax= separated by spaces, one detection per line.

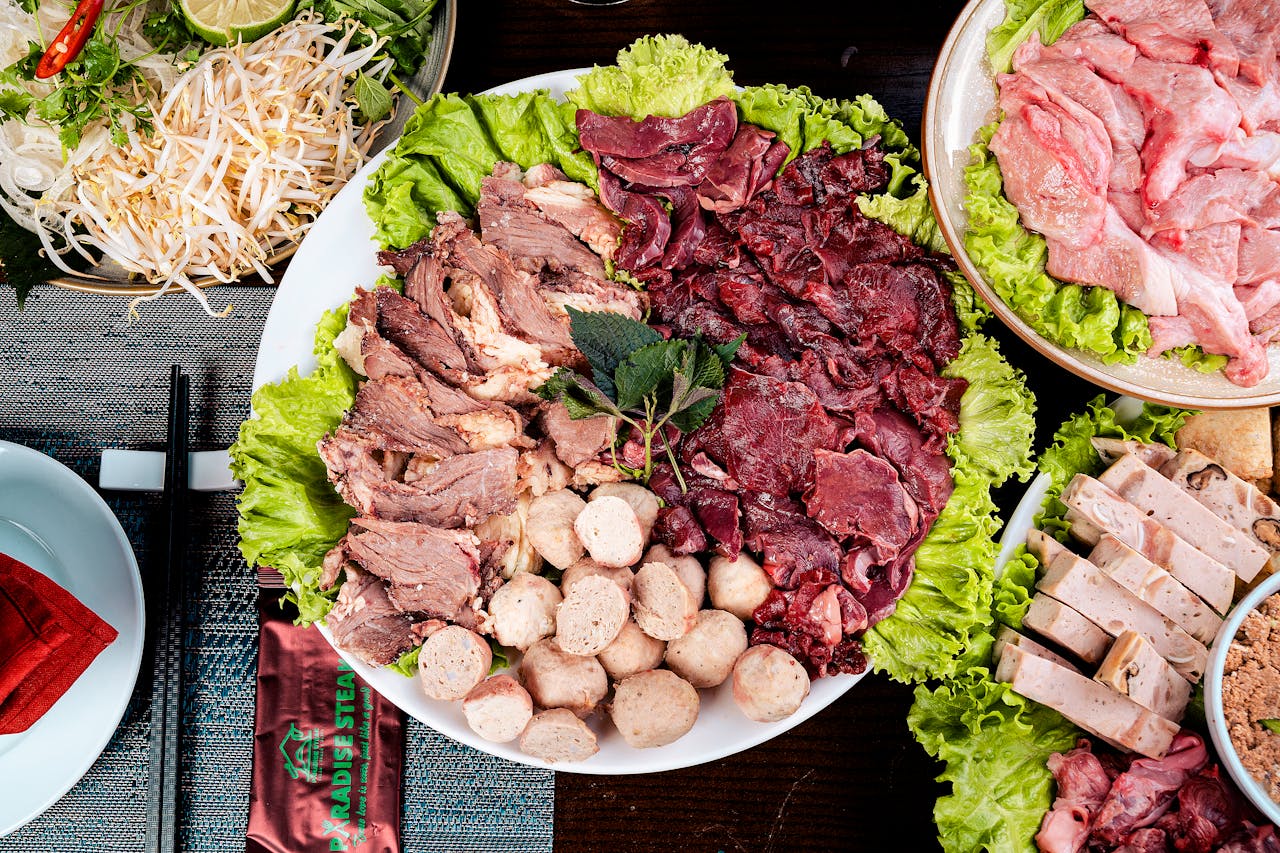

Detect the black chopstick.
xmin=144 ymin=365 xmax=189 ymax=853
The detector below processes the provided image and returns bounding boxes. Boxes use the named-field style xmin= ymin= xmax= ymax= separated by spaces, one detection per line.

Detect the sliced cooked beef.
xmin=522 ymin=177 xmax=622 ymax=260
xmin=477 ymin=167 xmax=608 ymax=277
xmin=577 ymin=98 xmax=739 ymax=185
xmin=376 ymin=235 xmax=433 ymax=278
xmin=342 ymin=376 xmax=472 ymax=457
xmin=346 ymin=517 xmax=482 ymax=621
xmin=1040 ymin=733 xmax=1269 ymax=853
xmin=740 ymin=491 xmax=843 ymax=588
xmin=540 ymin=269 xmax=647 ymax=321
xmin=1092 ymin=732 xmax=1210 ymax=844
xmin=325 ymin=564 xmax=417 ymax=666
xmin=752 ymin=568 xmax=869 ymax=677
xmin=653 ymin=505 xmax=709 ymax=554
xmin=805 ymin=449 xmax=920 ymax=564
xmin=437 ymin=222 xmax=579 ymax=365
xmin=581 ymin=131 xmax=963 ymax=674
xmin=697 ymin=125 xmax=787 ymax=213
xmin=850 ymin=409 xmax=955 ymax=515
xmin=375 ymin=287 xmax=471 ymax=383
xmin=538 ymin=402 xmax=616 ymax=469
xmin=713 ymin=367 xmax=842 ymax=496
xmin=331 ymin=446 xmax=518 ymax=528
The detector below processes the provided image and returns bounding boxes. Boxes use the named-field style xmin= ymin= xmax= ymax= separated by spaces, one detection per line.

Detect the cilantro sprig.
xmin=534 ymin=307 xmax=742 ymax=491
xmin=0 ymin=2 xmax=196 ymax=151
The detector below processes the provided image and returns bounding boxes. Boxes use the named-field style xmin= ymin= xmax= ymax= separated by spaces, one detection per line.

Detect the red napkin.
xmin=0 ymin=553 xmax=119 ymax=735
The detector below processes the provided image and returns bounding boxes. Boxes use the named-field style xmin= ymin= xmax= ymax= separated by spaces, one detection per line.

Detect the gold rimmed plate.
xmin=47 ymin=0 xmax=457 ymax=297
xmin=923 ymin=0 xmax=1280 ymax=409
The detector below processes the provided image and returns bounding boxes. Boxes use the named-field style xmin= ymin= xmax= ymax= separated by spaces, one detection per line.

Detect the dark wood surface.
xmin=441 ymin=2 xmax=1103 ymax=851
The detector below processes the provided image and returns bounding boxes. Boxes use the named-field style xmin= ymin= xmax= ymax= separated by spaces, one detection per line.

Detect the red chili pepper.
xmin=34 ymin=0 xmax=106 ymax=79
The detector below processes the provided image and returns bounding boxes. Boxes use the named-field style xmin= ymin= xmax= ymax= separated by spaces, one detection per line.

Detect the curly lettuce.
xmin=365 ymin=91 xmax=595 ymax=249
xmin=910 ymin=669 xmax=1079 ymax=853
xmin=230 ymin=306 xmax=358 ymax=624
xmin=565 ymin=34 xmax=735 ymax=120
xmin=865 ymin=335 xmax=1036 ymax=683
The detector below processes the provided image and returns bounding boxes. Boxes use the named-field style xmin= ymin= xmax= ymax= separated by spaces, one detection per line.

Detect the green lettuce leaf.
xmin=964 ymin=124 xmax=1152 ymax=364
xmin=987 ymin=0 xmax=1086 ymax=73
xmin=866 ymin=334 xmax=1036 ymax=682
xmin=909 ymin=669 xmax=1080 ymax=853
xmin=364 ymin=91 xmax=595 ymax=249
xmin=993 ymin=545 xmax=1038 ymax=630
xmin=1166 ymin=345 xmax=1231 ymax=374
xmin=944 ymin=335 xmax=1036 ymax=488
xmin=565 ymin=34 xmax=735 ymax=120
xmin=1037 ymin=395 xmax=1191 ymax=538
xmin=230 ymin=306 xmax=358 ymax=624
xmin=864 ymin=470 xmax=1001 ymax=682
xmin=857 ymin=174 xmax=948 ymax=254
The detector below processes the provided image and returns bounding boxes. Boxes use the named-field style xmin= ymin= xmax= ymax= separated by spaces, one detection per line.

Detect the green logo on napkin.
xmin=279 ymin=721 xmax=323 ymax=783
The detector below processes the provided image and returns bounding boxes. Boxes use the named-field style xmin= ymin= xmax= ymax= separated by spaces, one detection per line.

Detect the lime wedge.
xmin=180 ymin=0 xmax=296 ymax=46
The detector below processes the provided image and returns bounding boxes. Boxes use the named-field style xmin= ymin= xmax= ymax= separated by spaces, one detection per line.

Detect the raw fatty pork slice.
xmin=579 ymin=105 xmax=966 ymax=676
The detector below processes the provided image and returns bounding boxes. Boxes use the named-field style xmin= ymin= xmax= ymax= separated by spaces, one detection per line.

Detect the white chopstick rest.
xmin=99 ymin=449 xmax=240 ymax=492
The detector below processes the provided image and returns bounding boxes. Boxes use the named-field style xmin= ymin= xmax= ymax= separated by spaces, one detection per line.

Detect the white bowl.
xmin=923 ymin=0 xmax=1280 ymax=409
xmin=1205 ymin=570 xmax=1280 ymax=826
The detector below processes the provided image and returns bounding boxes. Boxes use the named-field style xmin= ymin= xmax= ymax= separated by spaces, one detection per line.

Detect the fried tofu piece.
xmin=1177 ymin=409 xmax=1272 ymax=484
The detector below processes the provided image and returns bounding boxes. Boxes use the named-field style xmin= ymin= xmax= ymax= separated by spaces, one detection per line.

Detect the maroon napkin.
xmin=0 ymin=553 xmax=119 ymax=735
xmin=247 ymin=589 xmax=404 ymax=853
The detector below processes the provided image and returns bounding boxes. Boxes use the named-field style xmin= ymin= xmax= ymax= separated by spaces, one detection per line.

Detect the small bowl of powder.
xmin=1207 ymin=570 xmax=1280 ymax=826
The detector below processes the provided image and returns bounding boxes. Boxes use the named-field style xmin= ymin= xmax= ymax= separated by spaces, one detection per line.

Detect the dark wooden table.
xmin=443 ymin=1 xmax=1103 ymax=850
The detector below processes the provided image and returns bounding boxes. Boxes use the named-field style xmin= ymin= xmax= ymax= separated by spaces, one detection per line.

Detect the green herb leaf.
xmin=713 ymin=333 xmax=746 ymax=366
xmin=354 ymin=72 xmax=394 ymax=123
xmin=668 ymin=395 xmax=718 ymax=434
xmin=489 ymin=639 xmax=510 ymax=675
xmin=0 ymin=88 xmax=33 ymax=121
xmin=534 ymin=368 xmax=621 ymax=420
xmin=1 ymin=206 xmax=60 ymax=307
xmin=615 ymin=339 xmax=685 ymax=411
xmin=389 ymin=645 xmax=421 ymax=677
xmin=566 ymin=306 xmax=662 ymax=401
xmin=689 ymin=339 xmax=728 ymax=390
xmin=1260 ymin=719 xmax=1280 ymax=734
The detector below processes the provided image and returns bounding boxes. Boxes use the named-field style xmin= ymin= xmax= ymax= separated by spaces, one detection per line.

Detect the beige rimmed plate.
xmin=923 ymin=0 xmax=1280 ymax=409
xmin=47 ymin=0 xmax=457 ymax=297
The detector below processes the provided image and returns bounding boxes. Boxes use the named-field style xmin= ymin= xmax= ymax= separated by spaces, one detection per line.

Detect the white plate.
xmin=253 ymin=69 xmax=863 ymax=774
xmin=0 ymin=441 xmax=144 ymax=836
xmin=923 ymin=0 xmax=1280 ymax=409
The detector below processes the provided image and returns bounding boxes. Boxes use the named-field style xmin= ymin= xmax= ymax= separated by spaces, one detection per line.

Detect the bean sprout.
xmin=0 ymin=2 xmax=392 ymax=314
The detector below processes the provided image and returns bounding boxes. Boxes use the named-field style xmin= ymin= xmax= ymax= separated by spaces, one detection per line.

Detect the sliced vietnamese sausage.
xmin=574 ymin=495 xmax=645 ymax=568
xmin=590 ymin=482 xmax=660 ymax=540
xmin=462 ymin=675 xmax=534 ymax=743
xmin=418 ymin=625 xmax=492 ymax=701
xmin=560 ymin=557 xmax=634 ymax=596
xmin=519 ymin=708 xmax=599 ymax=763
xmin=555 ymin=574 xmax=630 ymax=656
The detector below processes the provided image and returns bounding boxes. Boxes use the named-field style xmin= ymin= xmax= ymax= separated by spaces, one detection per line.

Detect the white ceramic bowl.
xmin=1205 ymin=570 xmax=1280 ymax=826
xmin=923 ymin=0 xmax=1280 ymax=409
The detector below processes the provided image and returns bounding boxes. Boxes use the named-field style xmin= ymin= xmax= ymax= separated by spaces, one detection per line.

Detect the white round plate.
xmin=254 ymin=69 xmax=863 ymax=774
xmin=924 ymin=0 xmax=1280 ymax=409
xmin=0 ymin=441 xmax=144 ymax=836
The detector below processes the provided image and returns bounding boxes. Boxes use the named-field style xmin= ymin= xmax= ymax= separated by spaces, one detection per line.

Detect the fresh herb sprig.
xmin=0 ymin=20 xmax=168 ymax=149
xmin=1259 ymin=719 xmax=1280 ymax=734
xmin=534 ymin=307 xmax=742 ymax=492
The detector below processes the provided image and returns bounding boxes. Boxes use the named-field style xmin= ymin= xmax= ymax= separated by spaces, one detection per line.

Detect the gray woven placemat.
xmin=0 ymin=286 xmax=553 ymax=852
